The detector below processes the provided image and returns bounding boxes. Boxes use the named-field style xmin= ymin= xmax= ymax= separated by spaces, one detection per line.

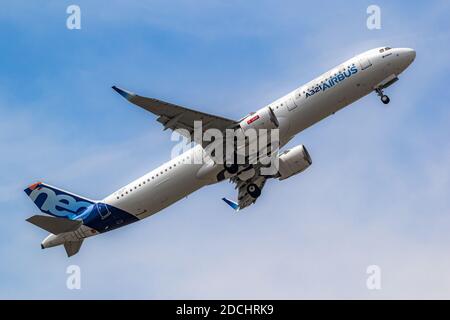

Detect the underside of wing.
xmin=112 ymin=86 xmax=236 ymax=140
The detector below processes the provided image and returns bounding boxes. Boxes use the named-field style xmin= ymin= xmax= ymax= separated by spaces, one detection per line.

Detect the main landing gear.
xmin=224 ymin=152 xmax=239 ymax=174
xmin=375 ymin=88 xmax=390 ymax=105
xmin=247 ymin=183 xmax=261 ymax=198
xmin=224 ymin=162 xmax=239 ymax=174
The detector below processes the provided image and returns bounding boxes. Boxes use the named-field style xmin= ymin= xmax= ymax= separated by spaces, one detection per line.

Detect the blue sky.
xmin=1 ymin=0 xmax=450 ymax=299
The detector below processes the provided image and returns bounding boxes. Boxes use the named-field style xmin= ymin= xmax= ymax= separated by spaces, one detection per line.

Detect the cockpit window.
xmin=385 ymin=47 xmax=391 ymax=50
xmin=379 ymin=48 xmax=385 ymax=53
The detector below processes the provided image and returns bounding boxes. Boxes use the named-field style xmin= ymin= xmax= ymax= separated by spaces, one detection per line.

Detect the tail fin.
xmin=64 ymin=240 xmax=84 ymax=257
xmin=24 ymin=182 xmax=94 ymax=219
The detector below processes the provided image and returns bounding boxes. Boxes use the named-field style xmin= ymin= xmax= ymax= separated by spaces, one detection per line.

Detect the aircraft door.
xmin=287 ymin=92 xmax=300 ymax=111
xmin=292 ymin=89 xmax=302 ymax=108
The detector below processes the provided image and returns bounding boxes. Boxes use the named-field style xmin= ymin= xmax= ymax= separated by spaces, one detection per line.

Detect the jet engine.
xmin=223 ymin=106 xmax=280 ymax=174
xmin=239 ymin=107 xmax=279 ymax=132
xmin=277 ymin=145 xmax=312 ymax=180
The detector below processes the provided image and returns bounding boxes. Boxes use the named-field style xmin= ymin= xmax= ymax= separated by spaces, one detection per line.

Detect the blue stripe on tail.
xmin=24 ymin=182 xmax=94 ymax=219
xmin=25 ymin=182 xmax=139 ymax=232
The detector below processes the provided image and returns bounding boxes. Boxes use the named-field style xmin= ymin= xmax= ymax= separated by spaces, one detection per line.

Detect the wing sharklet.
xmin=222 ymin=198 xmax=240 ymax=211
xmin=112 ymin=86 xmax=136 ymax=101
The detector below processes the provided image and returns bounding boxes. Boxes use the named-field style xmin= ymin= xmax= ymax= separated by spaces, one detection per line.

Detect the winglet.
xmin=222 ymin=197 xmax=240 ymax=211
xmin=112 ymin=86 xmax=136 ymax=101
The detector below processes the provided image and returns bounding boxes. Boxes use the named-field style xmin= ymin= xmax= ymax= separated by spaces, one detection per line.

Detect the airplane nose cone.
xmin=404 ymin=48 xmax=416 ymax=62
xmin=396 ymin=48 xmax=416 ymax=71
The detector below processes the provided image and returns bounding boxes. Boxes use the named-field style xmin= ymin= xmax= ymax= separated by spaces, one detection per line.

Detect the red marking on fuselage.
xmin=246 ymin=114 xmax=260 ymax=124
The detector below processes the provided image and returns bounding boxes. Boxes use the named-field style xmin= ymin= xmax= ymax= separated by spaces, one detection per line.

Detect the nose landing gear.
xmin=375 ymin=88 xmax=390 ymax=104
xmin=381 ymin=95 xmax=390 ymax=104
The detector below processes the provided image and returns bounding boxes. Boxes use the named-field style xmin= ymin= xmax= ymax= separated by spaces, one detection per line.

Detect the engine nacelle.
xmin=277 ymin=145 xmax=312 ymax=180
xmin=239 ymin=107 xmax=279 ymax=132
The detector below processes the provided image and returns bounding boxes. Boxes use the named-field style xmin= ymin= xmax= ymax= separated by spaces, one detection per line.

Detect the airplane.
xmin=25 ymin=46 xmax=416 ymax=257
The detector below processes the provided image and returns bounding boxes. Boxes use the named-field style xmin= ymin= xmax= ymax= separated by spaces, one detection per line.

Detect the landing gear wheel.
xmin=375 ymin=88 xmax=390 ymax=105
xmin=247 ymin=183 xmax=261 ymax=198
xmin=224 ymin=152 xmax=239 ymax=174
xmin=224 ymin=163 xmax=239 ymax=174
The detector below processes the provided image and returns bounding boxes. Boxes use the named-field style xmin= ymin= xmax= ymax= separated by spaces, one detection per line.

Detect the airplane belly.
xmin=137 ymin=163 xmax=206 ymax=218
xmin=105 ymin=146 xmax=209 ymax=221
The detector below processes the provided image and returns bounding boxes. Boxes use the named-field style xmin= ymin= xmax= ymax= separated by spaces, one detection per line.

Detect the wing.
xmin=112 ymin=86 xmax=237 ymax=140
xmin=224 ymin=169 xmax=268 ymax=211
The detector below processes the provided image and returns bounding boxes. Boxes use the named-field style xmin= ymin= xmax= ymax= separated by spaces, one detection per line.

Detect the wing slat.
xmin=112 ymin=86 xmax=236 ymax=139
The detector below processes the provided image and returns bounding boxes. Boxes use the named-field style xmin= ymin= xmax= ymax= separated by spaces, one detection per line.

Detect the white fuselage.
xmin=96 ymin=47 xmax=415 ymax=237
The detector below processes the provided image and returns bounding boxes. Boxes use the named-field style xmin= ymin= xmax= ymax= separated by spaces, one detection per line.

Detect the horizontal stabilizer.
xmin=222 ymin=197 xmax=240 ymax=211
xmin=64 ymin=240 xmax=83 ymax=257
xmin=26 ymin=215 xmax=82 ymax=235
